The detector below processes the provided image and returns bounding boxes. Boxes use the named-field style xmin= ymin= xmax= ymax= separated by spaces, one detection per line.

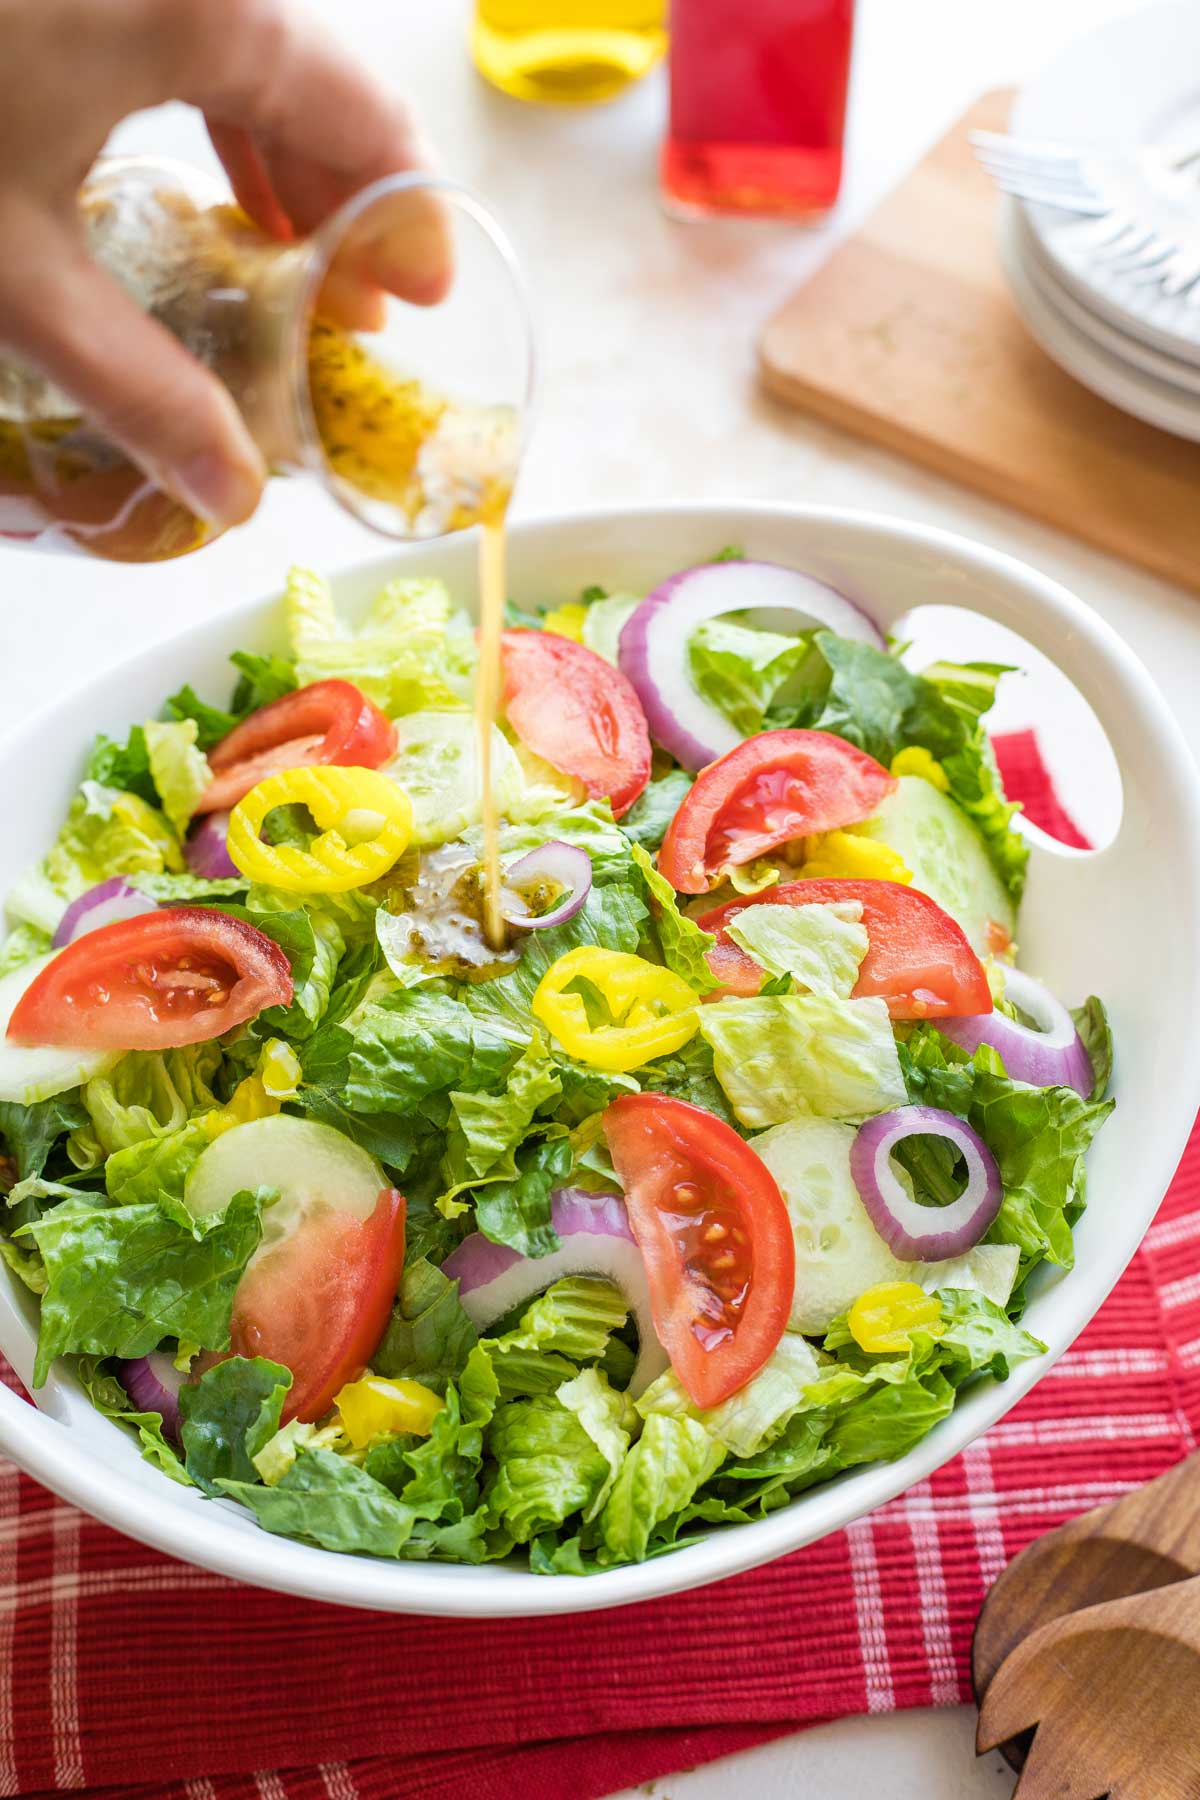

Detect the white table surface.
xmin=0 ymin=1 xmax=1191 ymax=1793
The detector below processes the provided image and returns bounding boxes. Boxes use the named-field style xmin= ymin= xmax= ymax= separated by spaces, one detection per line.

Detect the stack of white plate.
xmin=1001 ymin=3 xmax=1200 ymax=442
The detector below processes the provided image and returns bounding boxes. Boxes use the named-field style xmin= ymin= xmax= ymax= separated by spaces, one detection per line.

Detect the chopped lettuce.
xmin=618 ymin=770 xmax=693 ymax=852
xmin=21 ymin=1188 xmax=264 ymax=1385
xmin=629 ymin=843 xmax=717 ymax=992
xmin=287 ymin=565 xmax=474 ymax=714
xmin=374 ymin=1258 xmax=479 ymax=1390
xmin=8 ymin=782 xmax=180 ymax=933
xmin=0 ymin=1091 xmax=87 ymax=1182
xmin=179 ymin=1356 xmax=292 ymax=1495
xmin=142 ymin=719 xmax=211 ymax=835
xmin=599 ymin=1413 xmax=724 ymax=1563
xmin=637 ymin=1333 xmax=823 ymax=1458
xmin=221 ymin=1447 xmax=419 ymax=1556
xmin=689 ymin=616 xmax=818 ymax=737
xmin=698 ymin=993 xmax=906 ymax=1127
xmin=726 ymin=900 xmax=868 ymax=996
xmin=73 ymin=1043 xmax=222 ymax=1160
xmin=72 ymin=1355 xmax=192 ymax=1486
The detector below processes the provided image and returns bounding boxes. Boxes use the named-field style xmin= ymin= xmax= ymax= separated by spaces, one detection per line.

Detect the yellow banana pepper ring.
xmin=532 ymin=945 xmax=699 ymax=1074
xmin=847 ymin=1281 xmax=943 ymax=1355
xmin=226 ymin=766 xmax=412 ymax=894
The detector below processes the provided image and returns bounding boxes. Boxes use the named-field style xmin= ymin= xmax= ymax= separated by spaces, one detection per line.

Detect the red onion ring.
xmin=500 ymin=841 xmax=592 ymax=930
xmin=116 ymin=1352 xmax=183 ymax=1440
xmin=441 ymin=1187 xmax=669 ymax=1393
xmin=850 ymin=1105 xmax=1002 ymax=1260
xmin=618 ymin=560 xmax=884 ymax=771
xmin=53 ymin=879 xmax=158 ymax=948
xmin=938 ymin=968 xmax=1093 ymax=1098
xmin=184 ymin=811 xmax=239 ymax=881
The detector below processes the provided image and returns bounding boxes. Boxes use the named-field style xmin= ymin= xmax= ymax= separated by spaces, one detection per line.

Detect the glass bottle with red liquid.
xmin=661 ymin=0 xmax=854 ymax=220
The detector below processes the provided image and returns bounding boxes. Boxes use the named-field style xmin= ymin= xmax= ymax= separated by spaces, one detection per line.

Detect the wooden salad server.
xmin=976 ymin=1573 xmax=1200 ymax=1799
xmin=973 ymin=1449 xmax=1200 ymax=1773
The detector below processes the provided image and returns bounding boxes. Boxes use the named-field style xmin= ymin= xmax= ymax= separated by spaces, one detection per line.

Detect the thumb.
xmin=0 ymin=209 xmax=265 ymax=531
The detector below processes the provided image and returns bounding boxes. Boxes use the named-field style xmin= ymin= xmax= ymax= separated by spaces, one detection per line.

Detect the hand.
xmin=0 ymin=0 xmax=449 ymax=531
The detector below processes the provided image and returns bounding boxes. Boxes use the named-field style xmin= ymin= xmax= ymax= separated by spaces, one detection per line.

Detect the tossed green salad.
xmin=0 ymin=555 xmax=1113 ymax=1572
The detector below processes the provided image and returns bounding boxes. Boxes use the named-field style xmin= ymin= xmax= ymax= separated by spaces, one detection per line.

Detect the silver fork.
xmin=971 ymin=129 xmax=1200 ymax=299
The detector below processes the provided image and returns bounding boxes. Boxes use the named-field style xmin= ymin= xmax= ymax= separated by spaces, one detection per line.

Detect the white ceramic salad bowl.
xmin=1 ymin=501 xmax=1198 ymax=1618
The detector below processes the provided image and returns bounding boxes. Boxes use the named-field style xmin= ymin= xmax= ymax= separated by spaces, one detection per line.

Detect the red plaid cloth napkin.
xmin=1 ymin=731 xmax=1194 ymax=1800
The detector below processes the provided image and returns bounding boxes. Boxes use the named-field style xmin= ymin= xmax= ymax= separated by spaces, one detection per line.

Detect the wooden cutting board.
xmin=759 ymin=89 xmax=1200 ymax=594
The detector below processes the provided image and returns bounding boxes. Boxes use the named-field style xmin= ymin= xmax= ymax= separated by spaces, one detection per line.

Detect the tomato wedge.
xmin=228 ymin=1188 xmax=406 ymax=1424
xmin=698 ymin=878 xmax=993 ymax=1019
xmin=196 ymin=679 xmax=397 ymax=814
xmin=603 ymin=1093 xmax=793 ymax=1409
xmin=6 ymin=908 xmax=293 ymax=1051
xmin=659 ymin=729 xmax=897 ymax=894
xmin=500 ymin=629 xmax=652 ymax=818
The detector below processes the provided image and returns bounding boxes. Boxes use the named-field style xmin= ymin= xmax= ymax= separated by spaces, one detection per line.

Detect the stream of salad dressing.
xmin=476 ymin=507 xmax=509 ymax=949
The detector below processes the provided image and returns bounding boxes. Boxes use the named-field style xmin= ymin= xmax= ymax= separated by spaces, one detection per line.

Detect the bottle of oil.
xmin=472 ymin=0 xmax=666 ymax=105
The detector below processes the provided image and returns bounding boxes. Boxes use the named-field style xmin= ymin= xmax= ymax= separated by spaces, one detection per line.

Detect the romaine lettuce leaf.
xmin=220 ymin=1446 xmax=417 ymax=1555
xmin=8 ymin=783 xmax=181 ymax=933
xmin=102 ymin=1117 xmax=219 ymax=1213
xmin=0 ymin=1091 xmax=87 ymax=1181
xmin=636 ymin=1333 xmax=823 ymax=1459
xmin=74 ymin=1043 xmax=222 ymax=1159
xmin=698 ymin=993 xmax=906 ymax=1127
xmin=629 ymin=844 xmax=717 ymax=993
xmin=21 ymin=1187 xmax=264 ymax=1385
xmin=485 ymin=1394 xmax=610 ymax=1543
xmin=0 ymin=924 xmax=51 ymax=977
xmin=165 ymin=649 xmax=297 ymax=751
xmin=598 ymin=1413 xmax=724 ymax=1562
xmin=618 ymin=770 xmax=693 ymax=852
xmin=374 ymin=1258 xmax=479 ymax=1390
xmin=179 ymin=1355 xmax=292 ymax=1496
xmin=473 ymin=1133 xmax=572 ymax=1257
xmin=72 ymin=1355 xmax=193 ymax=1487
xmin=142 ymin=719 xmax=211 ymax=836
xmin=726 ymin=900 xmax=867 ymax=996
xmin=447 ymin=1033 xmax=562 ymax=1182
xmin=344 ymin=990 xmax=520 ymax=1114
xmin=689 ymin=616 xmax=817 ymax=737
xmin=556 ymin=1365 xmax=636 ymax=1521
xmin=287 ymin=566 xmax=474 ymax=714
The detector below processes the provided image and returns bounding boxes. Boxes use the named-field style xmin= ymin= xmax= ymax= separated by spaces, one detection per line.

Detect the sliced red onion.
xmin=500 ymin=841 xmax=592 ymax=930
xmin=52 ymin=878 xmax=158 ymax=948
xmin=184 ymin=811 xmax=239 ymax=881
xmin=938 ymin=968 xmax=1093 ymax=1098
xmin=116 ymin=1352 xmax=183 ymax=1440
xmin=850 ymin=1105 xmax=1002 ymax=1261
xmin=618 ymin=560 xmax=884 ymax=771
xmin=441 ymin=1187 xmax=669 ymax=1394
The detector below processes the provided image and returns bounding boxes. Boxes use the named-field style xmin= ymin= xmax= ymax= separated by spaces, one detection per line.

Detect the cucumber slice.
xmin=184 ymin=1115 xmax=386 ymax=1250
xmin=752 ymin=1116 xmax=1020 ymax=1332
xmin=753 ymin=1116 xmax=912 ymax=1334
xmin=855 ymin=776 xmax=1016 ymax=956
xmin=0 ymin=953 xmax=120 ymax=1105
xmin=385 ymin=711 xmax=523 ymax=847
